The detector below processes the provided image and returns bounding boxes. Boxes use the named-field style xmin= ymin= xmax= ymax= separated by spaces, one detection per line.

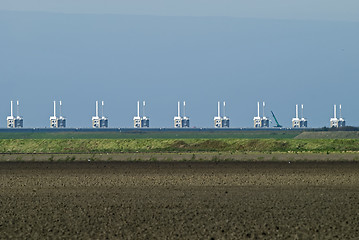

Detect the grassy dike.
xmin=1 ymin=139 xmax=359 ymax=154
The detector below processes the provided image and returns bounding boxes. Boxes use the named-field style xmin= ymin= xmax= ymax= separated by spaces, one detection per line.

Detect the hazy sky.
xmin=1 ymin=2 xmax=359 ymax=128
xmin=1 ymin=0 xmax=359 ymax=21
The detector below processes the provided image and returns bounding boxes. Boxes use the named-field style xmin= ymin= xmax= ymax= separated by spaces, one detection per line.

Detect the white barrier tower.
xmin=222 ymin=101 xmax=230 ymax=127
xmin=261 ymin=102 xmax=269 ymax=127
xmin=214 ymin=101 xmax=222 ymax=128
xmin=133 ymin=101 xmax=142 ymax=128
xmin=292 ymin=104 xmax=300 ymax=128
xmin=100 ymin=101 xmax=109 ymax=128
xmin=6 ymin=101 xmax=15 ymax=128
xmin=14 ymin=100 xmax=24 ymax=128
xmin=50 ymin=101 xmax=58 ymax=128
xmin=330 ymin=104 xmax=339 ymax=128
xmin=182 ymin=101 xmax=190 ymax=128
xmin=174 ymin=101 xmax=182 ymax=128
xmin=141 ymin=101 xmax=150 ymax=127
xmin=338 ymin=104 xmax=345 ymax=127
xmin=92 ymin=101 xmax=100 ymax=128
xmin=253 ymin=101 xmax=261 ymax=128
xmin=57 ymin=100 xmax=66 ymax=128
xmin=300 ymin=104 xmax=308 ymax=127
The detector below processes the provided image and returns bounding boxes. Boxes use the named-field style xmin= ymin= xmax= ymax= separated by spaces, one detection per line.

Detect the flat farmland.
xmin=1 ymin=161 xmax=359 ymax=239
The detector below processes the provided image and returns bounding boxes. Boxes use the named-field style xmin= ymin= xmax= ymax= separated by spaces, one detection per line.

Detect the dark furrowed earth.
xmin=1 ymin=161 xmax=359 ymax=239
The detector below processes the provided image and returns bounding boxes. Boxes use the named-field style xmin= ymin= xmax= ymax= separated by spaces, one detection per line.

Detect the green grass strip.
xmin=1 ymin=139 xmax=359 ymax=154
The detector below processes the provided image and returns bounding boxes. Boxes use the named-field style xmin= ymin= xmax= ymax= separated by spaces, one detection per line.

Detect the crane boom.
xmin=271 ymin=111 xmax=282 ymax=128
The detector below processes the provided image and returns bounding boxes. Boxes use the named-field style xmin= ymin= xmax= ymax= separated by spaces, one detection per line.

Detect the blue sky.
xmin=1 ymin=0 xmax=359 ymax=21
xmin=0 ymin=2 xmax=358 ymax=128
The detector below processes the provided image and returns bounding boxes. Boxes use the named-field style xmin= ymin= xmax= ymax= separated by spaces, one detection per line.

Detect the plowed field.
xmin=1 ymin=162 xmax=359 ymax=239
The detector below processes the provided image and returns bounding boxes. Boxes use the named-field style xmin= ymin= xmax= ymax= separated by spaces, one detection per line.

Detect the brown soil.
xmin=1 ymin=161 xmax=359 ymax=239
xmin=2 ymin=152 xmax=359 ymax=162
